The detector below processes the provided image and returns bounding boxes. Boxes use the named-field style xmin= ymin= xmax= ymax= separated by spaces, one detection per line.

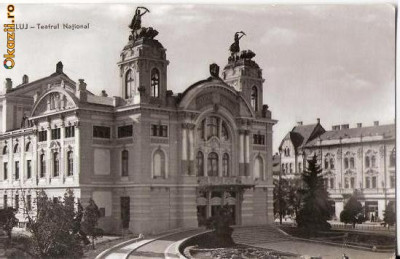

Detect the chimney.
xmin=4 ymin=78 xmax=12 ymax=93
xmin=374 ymin=121 xmax=379 ymax=126
xmin=297 ymin=121 xmax=303 ymax=126
xmin=357 ymin=123 xmax=362 ymax=128
xmin=56 ymin=61 xmax=63 ymax=74
xmin=341 ymin=124 xmax=349 ymax=129
xmin=317 ymin=118 xmax=320 ymax=124
xmin=22 ymin=75 xmax=29 ymax=84
xmin=76 ymin=79 xmax=87 ymax=101
xmin=332 ymin=125 xmax=340 ymax=131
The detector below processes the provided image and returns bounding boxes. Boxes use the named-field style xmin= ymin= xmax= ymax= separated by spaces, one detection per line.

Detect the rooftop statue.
xmin=129 ymin=7 xmax=150 ymax=32
xmin=229 ymin=31 xmax=246 ymax=55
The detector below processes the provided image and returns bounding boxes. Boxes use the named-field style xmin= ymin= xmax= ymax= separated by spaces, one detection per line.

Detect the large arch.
xmin=30 ymin=87 xmax=79 ymax=118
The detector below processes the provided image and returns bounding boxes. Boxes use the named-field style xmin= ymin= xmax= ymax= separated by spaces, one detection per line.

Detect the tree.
xmin=296 ymin=154 xmax=332 ymax=232
xmin=340 ymin=191 xmax=366 ymax=228
xmin=24 ymin=189 xmax=83 ymax=258
xmin=81 ymin=198 xmax=102 ymax=249
xmin=273 ymin=178 xmax=289 ymax=224
xmin=204 ymin=204 xmax=235 ymax=247
xmin=383 ymin=201 xmax=396 ymax=229
xmin=0 ymin=207 xmax=18 ymax=242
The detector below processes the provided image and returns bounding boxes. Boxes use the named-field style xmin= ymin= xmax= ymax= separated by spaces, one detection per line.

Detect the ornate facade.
xmin=0 ymin=10 xmax=276 ymax=234
xmin=279 ymin=121 xmax=395 ymax=220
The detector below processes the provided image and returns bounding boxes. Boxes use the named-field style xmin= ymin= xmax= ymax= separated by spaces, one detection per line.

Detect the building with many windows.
xmin=279 ymin=121 xmax=395 ymax=220
xmin=0 ymin=11 xmax=276 ymax=234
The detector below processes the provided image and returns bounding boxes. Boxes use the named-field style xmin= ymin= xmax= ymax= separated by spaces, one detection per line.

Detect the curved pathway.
xmin=97 ymin=228 xmax=205 ymax=259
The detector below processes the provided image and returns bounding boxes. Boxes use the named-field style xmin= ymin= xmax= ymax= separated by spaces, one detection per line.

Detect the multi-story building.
xmin=0 ymin=11 xmax=276 ymax=234
xmin=279 ymin=121 xmax=395 ymax=220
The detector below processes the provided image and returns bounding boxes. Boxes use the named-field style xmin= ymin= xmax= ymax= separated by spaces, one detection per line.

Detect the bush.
xmin=340 ymin=192 xmax=365 ymax=228
xmin=205 ymin=205 xmax=235 ymax=247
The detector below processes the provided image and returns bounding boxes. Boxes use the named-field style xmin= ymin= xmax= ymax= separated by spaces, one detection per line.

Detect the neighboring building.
xmin=278 ymin=119 xmax=325 ymax=179
xmin=279 ymin=121 xmax=395 ymax=220
xmin=0 ymin=11 xmax=276 ymax=234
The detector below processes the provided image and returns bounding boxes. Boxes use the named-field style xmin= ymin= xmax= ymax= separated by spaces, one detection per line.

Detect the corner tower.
xmin=222 ymin=32 xmax=264 ymax=116
xmin=118 ymin=7 xmax=169 ymax=105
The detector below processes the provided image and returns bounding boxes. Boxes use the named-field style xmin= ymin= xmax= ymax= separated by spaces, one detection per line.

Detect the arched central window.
xmin=222 ymin=153 xmax=230 ymax=177
xmin=125 ymin=70 xmax=134 ymax=99
xmin=196 ymin=151 xmax=204 ymax=176
xmin=151 ymin=68 xmax=160 ymax=97
xmin=207 ymin=117 xmax=219 ymax=139
xmin=153 ymin=149 xmax=166 ymax=178
xmin=122 ymin=150 xmax=129 ymax=177
xmin=365 ymin=150 xmax=376 ymax=168
xmin=208 ymin=152 xmax=219 ymax=177
xmin=251 ymin=86 xmax=258 ymax=111
xmin=53 ymin=152 xmax=60 ymax=177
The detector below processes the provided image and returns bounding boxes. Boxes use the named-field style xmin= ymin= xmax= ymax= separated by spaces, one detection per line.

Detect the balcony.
xmin=197 ymin=176 xmax=255 ymax=189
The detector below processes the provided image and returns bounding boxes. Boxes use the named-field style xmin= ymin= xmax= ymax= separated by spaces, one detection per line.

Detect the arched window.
xmin=344 ymin=157 xmax=349 ymax=169
xmin=222 ymin=153 xmax=230 ymax=177
xmin=251 ymin=86 xmax=258 ymax=111
xmin=40 ymin=154 xmax=46 ymax=178
xmin=350 ymin=157 xmax=355 ymax=169
xmin=53 ymin=152 xmax=59 ymax=177
xmin=125 ymin=70 xmax=134 ymax=99
xmin=254 ymin=156 xmax=263 ymax=180
xmin=324 ymin=158 xmax=329 ymax=169
xmin=207 ymin=152 xmax=218 ymax=177
xmin=371 ymin=155 xmax=376 ymax=168
xmin=330 ymin=158 xmax=335 ymax=169
xmin=207 ymin=117 xmax=219 ymax=139
xmin=151 ymin=68 xmax=160 ymax=97
xmin=390 ymin=148 xmax=396 ymax=167
xmin=121 ymin=150 xmax=129 ymax=177
xmin=365 ymin=156 xmax=370 ymax=168
xmin=196 ymin=151 xmax=204 ymax=176
xmin=153 ymin=150 xmax=166 ymax=178
xmin=67 ymin=151 xmax=73 ymax=176
xmin=13 ymin=144 xmax=19 ymax=153
xmin=25 ymin=142 xmax=31 ymax=152
xmin=221 ymin=122 xmax=229 ymax=141
xmin=2 ymin=146 xmax=8 ymax=155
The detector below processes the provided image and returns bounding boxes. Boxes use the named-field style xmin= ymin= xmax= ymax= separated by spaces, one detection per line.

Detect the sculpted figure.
xmin=229 ymin=31 xmax=246 ymax=54
xmin=129 ymin=7 xmax=150 ymax=32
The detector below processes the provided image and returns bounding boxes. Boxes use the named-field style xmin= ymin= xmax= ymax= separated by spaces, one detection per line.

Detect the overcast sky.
xmin=0 ymin=4 xmax=395 ymax=152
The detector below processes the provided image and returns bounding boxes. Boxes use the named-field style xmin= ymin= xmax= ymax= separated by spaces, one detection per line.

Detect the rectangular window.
xmin=15 ymin=195 xmax=19 ymax=210
xmin=27 ymin=160 xmax=32 ymax=179
xmin=118 ymin=125 xmax=133 ymax=138
xmin=365 ymin=177 xmax=370 ymax=189
xmin=350 ymin=177 xmax=355 ymax=189
xmin=151 ymin=124 xmax=168 ymax=137
xmin=40 ymin=155 xmax=46 ymax=178
xmin=3 ymin=162 xmax=7 ymax=180
xmin=93 ymin=126 xmax=111 ymax=139
xmin=15 ymin=161 xmax=19 ymax=180
xmin=27 ymin=195 xmax=31 ymax=211
xmin=372 ymin=176 xmax=377 ymax=188
xmin=344 ymin=177 xmax=349 ymax=189
xmin=99 ymin=208 xmax=106 ymax=217
xmin=38 ymin=130 xmax=47 ymax=142
xmin=390 ymin=175 xmax=395 ymax=188
xmin=253 ymin=134 xmax=265 ymax=145
xmin=3 ymin=195 xmax=7 ymax=208
xmin=51 ymin=128 xmax=61 ymax=140
xmin=65 ymin=126 xmax=75 ymax=138
xmin=329 ymin=178 xmax=334 ymax=189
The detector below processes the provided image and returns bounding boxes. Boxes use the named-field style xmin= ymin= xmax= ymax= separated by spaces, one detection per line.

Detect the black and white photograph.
xmin=0 ymin=2 xmax=396 ymax=258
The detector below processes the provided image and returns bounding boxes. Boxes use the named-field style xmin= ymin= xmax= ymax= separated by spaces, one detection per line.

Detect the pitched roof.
xmin=280 ymin=123 xmax=323 ymax=149
xmin=305 ymin=124 xmax=395 ymax=147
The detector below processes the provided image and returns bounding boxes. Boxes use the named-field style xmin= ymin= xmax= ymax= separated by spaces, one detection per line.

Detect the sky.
xmin=0 ymin=3 xmax=395 ymax=152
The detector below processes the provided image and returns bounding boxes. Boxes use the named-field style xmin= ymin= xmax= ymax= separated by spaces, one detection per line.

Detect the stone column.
xmin=188 ymin=124 xmax=195 ymax=175
xmin=46 ymin=124 xmax=51 ymax=184
xmin=244 ymin=130 xmax=250 ymax=176
xmin=181 ymin=124 xmax=188 ymax=175
xmin=60 ymin=122 xmax=65 ymax=183
xmin=74 ymin=121 xmax=80 ymax=182
xmin=238 ymin=129 xmax=245 ymax=176
xmin=20 ymin=137 xmax=25 ymax=183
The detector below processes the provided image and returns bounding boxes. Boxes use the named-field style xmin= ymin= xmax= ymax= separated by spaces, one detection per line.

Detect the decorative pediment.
xmin=49 ymin=141 xmax=61 ymax=152
xmin=365 ymin=169 xmax=378 ymax=175
xmin=344 ymin=169 xmax=356 ymax=176
xmin=31 ymin=89 xmax=78 ymax=117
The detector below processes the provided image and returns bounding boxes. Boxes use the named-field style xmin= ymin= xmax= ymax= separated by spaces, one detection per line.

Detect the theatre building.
xmin=0 ymin=12 xmax=276 ymax=234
